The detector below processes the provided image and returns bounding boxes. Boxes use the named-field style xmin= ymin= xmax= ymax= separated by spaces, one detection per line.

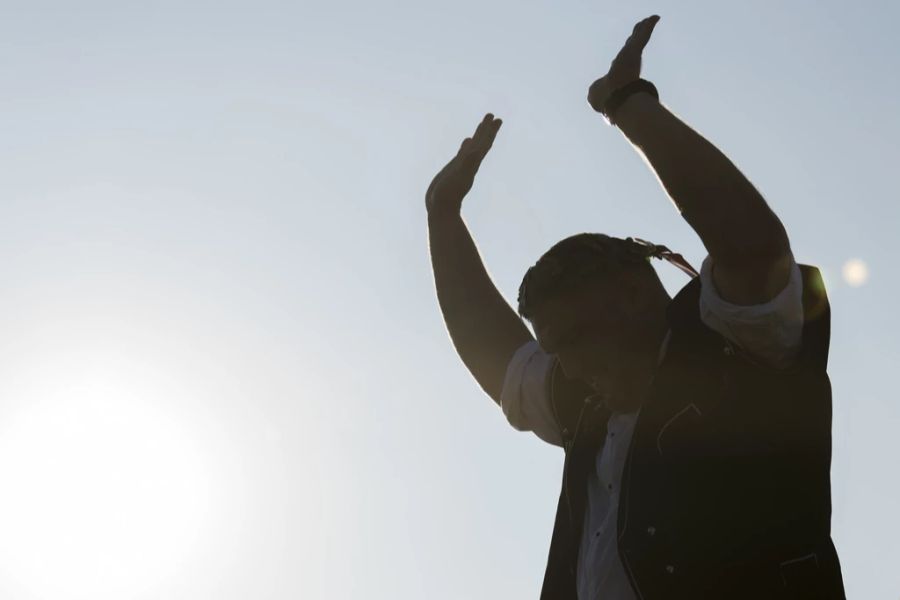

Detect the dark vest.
xmin=540 ymin=265 xmax=845 ymax=600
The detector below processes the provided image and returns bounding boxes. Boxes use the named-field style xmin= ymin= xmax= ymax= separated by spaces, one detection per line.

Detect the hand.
xmin=426 ymin=113 xmax=502 ymax=216
xmin=588 ymin=15 xmax=661 ymax=114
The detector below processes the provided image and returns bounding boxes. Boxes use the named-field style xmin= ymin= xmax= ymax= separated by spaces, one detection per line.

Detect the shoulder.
xmin=499 ymin=341 xmax=570 ymax=446
xmin=667 ymin=257 xmax=829 ymax=370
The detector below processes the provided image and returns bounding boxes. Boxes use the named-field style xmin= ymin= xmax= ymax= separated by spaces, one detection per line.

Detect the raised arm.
xmin=588 ymin=16 xmax=792 ymax=305
xmin=426 ymin=114 xmax=533 ymax=404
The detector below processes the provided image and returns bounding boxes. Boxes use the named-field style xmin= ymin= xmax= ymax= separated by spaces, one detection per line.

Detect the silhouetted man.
xmin=426 ymin=15 xmax=844 ymax=600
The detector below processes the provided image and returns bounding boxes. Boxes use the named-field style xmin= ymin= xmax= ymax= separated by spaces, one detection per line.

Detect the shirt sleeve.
xmin=698 ymin=253 xmax=804 ymax=369
xmin=499 ymin=340 xmax=564 ymax=447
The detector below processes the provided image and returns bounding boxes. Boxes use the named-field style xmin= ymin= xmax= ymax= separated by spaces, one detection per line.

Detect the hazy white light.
xmin=842 ymin=258 xmax=869 ymax=287
xmin=0 ymin=360 xmax=214 ymax=599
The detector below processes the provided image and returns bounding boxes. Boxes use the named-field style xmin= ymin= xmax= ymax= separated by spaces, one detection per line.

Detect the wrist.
xmin=608 ymin=91 xmax=660 ymax=128
xmin=600 ymin=78 xmax=659 ymax=126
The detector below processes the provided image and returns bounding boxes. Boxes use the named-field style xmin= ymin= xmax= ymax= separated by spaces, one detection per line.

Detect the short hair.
xmin=516 ymin=233 xmax=661 ymax=320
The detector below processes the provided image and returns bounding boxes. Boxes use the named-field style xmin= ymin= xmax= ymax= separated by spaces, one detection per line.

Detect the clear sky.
xmin=0 ymin=1 xmax=897 ymax=598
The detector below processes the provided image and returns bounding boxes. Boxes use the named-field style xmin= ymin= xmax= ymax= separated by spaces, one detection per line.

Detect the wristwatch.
xmin=600 ymin=78 xmax=659 ymax=125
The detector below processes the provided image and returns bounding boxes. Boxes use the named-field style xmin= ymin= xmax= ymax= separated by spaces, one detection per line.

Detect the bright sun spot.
xmin=841 ymin=258 xmax=869 ymax=287
xmin=0 ymin=360 xmax=215 ymax=599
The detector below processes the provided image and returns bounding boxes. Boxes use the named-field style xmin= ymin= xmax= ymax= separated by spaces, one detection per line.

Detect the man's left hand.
xmin=588 ymin=15 xmax=661 ymax=114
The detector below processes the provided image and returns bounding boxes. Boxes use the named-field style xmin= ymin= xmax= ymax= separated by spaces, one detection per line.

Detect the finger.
xmin=626 ymin=15 xmax=660 ymax=51
xmin=630 ymin=15 xmax=659 ymax=34
xmin=465 ymin=115 xmax=501 ymax=160
xmin=480 ymin=118 xmax=502 ymax=154
xmin=476 ymin=117 xmax=501 ymax=150
xmin=454 ymin=115 xmax=490 ymax=161
xmin=471 ymin=112 xmax=496 ymax=143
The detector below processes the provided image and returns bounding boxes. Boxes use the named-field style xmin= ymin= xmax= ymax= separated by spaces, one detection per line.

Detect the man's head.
xmin=517 ymin=233 xmax=671 ymax=402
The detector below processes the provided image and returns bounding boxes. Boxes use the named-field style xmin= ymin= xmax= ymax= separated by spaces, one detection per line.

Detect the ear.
xmin=621 ymin=270 xmax=655 ymax=315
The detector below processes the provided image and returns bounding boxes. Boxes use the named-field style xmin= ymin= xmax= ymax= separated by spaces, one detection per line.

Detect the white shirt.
xmin=499 ymin=255 xmax=804 ymax=600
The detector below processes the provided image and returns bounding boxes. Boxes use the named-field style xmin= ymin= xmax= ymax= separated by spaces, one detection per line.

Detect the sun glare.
xmin=0 ymin=359 xmax=215 ymax=599
xmin=841 ymin=258 xmax=869 ymax=287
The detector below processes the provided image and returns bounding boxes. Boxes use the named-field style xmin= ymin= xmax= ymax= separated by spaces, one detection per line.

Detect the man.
xmin=426 ymin=15 xmax=844 ymax=599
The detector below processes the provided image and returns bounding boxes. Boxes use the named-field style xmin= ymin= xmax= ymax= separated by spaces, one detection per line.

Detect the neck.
xmin=606 ymin=314 xmax=669 ymax=413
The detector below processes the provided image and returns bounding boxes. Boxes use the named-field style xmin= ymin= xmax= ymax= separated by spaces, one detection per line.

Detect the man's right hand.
xmin=425 ymin=111 xmax=531 ymax=405
xmin=425 ymin=113 xmax=502 ymax=216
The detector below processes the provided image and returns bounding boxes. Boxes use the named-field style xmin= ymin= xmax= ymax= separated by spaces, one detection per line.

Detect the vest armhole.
xmin=798 ymin=265 xmax=831 ymax=371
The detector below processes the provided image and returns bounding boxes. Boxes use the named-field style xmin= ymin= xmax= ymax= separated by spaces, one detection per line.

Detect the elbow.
xmin=711 ymin=210 xmax=791 ymax=269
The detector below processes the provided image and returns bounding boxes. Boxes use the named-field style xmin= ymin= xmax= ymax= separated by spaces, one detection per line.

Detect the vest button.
xmin=723 ymin=345 xmax=734 ymax=356
xmin=665 ymin=565 xmax=675 ymax=574
xmin=646 ymin=526 xmax=656 ymax=536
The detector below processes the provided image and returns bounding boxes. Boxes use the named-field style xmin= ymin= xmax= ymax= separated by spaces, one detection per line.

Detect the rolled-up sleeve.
xmin=500 ymin=340 xmax=564 ymax=447
xmin=698 ymin=254 xmax=804 ymax=369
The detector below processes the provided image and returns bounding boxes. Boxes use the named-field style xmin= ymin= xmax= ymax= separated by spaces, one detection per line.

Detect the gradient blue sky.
xmin=0 ymin=1 xmax=897 ymax=598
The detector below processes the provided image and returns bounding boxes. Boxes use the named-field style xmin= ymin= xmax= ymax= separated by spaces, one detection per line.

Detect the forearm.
xmin=428 ymin=210 xmax=533 ymax=404
xmin=612 ymin=92 xmax=789 ymax=263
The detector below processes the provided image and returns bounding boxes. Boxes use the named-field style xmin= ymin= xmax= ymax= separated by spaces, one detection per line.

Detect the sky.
xmin=0 ymin=0 xmax=898 ymax=598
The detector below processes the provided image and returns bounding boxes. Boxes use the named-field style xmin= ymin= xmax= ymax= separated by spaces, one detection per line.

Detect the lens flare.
xmin=841 ymin=259 xmax=869 ymax=287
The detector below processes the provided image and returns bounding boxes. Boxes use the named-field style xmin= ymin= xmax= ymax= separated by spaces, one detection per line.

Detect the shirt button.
xmin=665 ymin=565 xmax=675 ymax=574
xmin=646 ymin=526 xmax=656 ymax=536
xmin=562 ymin=428 xmax=569 ymax=437
xmin=607 ymin=483 xmax=613 ymax=490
